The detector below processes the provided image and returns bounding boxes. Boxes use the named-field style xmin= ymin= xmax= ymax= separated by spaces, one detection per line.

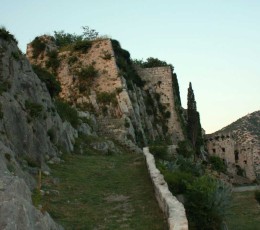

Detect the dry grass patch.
xmin=41 ymin=150 xmax=167 ymax=229
xmin=226 ymin=191 xmax=260 ymax=230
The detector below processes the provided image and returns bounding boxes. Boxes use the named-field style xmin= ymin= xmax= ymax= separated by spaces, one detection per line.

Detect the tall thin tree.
xmin=187 ymin=82 xmax=202 ymax=153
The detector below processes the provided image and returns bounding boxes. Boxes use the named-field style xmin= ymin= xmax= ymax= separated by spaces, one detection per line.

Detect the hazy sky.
xmin=1 ymin=0 xmax=259 ymax=133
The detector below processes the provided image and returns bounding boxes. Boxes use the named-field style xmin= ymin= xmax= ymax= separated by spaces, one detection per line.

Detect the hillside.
xmin=0 ymin=28 xmax=189 ymax=229
xmin=26 ymin=35 xmax=185 ymax=147
xmin=213 ymin=110 xmax=260 ymax=140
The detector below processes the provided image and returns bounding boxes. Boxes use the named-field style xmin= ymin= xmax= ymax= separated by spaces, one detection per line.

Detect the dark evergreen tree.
xmin=187 ymin=82 xmax=203 ymax=154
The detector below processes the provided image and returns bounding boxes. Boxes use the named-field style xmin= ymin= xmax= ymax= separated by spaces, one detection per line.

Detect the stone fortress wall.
xmin=137 ymin=67 xmax=184 ymax=143
xmin=27 ymin=37 xmax=185 ymax=145
xmin=206 ymin=132 xmax=260 ymax=181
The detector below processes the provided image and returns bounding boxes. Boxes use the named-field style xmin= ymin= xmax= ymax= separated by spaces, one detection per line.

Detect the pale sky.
xmin=1 ymin=0 xmax=259 ymax=134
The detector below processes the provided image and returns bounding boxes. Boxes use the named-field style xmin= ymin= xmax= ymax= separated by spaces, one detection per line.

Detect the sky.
xmin=1 ymin=0 xmax=259 ymax=134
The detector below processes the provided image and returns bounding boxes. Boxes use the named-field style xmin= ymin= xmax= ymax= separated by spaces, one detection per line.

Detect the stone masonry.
xmin=143 ymin=147 xmax=188 ymax=230
xmin=206 ymin=132 xmax=260 ymax=181
xmin=137 ymin=67 xmax=184 ymax=143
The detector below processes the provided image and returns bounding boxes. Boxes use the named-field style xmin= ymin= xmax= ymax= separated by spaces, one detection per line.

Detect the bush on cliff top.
xmin=0 ymin=27 xmax=18 ymax=44
xmin=31 ymin=37 xmax=46 ymax=58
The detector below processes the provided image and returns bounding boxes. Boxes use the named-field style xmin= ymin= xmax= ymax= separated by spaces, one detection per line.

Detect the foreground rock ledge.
xmin=143 ymin=147 xmax=188 ymax=230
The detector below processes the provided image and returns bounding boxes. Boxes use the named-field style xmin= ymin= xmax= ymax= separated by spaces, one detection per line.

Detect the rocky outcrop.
xmin=0 ymin=34 xmax=77 ymax=229
xmin=0 ymin=173 xmax=63 ymax=230
xmin=143 ymin=147 xmax=188 ymax=230
xmin=26 ymin=36 xmax=185 ymax=147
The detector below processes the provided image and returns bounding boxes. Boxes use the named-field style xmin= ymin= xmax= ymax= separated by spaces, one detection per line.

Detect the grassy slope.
xmin=226 ymin=191 xmax=260 ymax=230
xmin=42 ymin=152 xmax=167 ymax=229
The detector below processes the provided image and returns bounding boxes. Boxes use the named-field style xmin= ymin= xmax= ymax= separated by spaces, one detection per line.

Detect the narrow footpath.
xmin=41 ymin=150 xmax=168 ymax=229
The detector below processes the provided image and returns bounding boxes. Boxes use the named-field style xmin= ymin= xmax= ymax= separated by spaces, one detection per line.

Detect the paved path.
xmin=233 ymin=185 xmax=260 ymax=192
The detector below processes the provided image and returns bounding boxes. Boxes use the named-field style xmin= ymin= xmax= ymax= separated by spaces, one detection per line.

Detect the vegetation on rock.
xmin=46 ymin=50 xmax=60 ymax=73
xmin=25 ymin=100 xmax=43 ymax=118
xmin=0 ymin=27 xmax=18 ymax=43
xmin=96 ymin=91 xmax=117 ymax=106
xmin=54 ymin=99 xmax=79 ymax=128
xmin=31 ymin=37 xmax=46 ymax=58
xmin=187 ymin=82 xmax=203 ymax=154
xmin=112 ymin=39 xmax=144 ymax=88
xmin=32 ymin=65 xmax=61 ymax=98
xmin=133 ymin=57 xmax=174 ymax=69
xmin=77 ymin=65 xmax=98 ymax=80
xmin=209 ymin=155 xmax=227 ymax=173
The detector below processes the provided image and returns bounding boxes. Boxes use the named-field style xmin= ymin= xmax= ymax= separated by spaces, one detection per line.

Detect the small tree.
xmin=186 ymin=175 xmax=232 ymax=230
xmin=82 ymin=26 xmax=99 ymax=40
xmin=187 ymin=82 xmax=203 ymax=154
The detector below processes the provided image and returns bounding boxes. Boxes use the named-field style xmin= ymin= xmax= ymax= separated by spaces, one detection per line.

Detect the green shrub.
xmin=176 ymin=140 xmax=194 ymax=158
xmin=0 ymin=80 xmax=11 ymax=94
xmin=55 ymin=99 xmax=79 ymax=128
xmin=4 ymin=153 xmax=11 ymax=162
xmin=24 ymin=155 xmax=41 ymax=168
xmin=46 ymin=50 xmax=60 ymax=73
xmin=0 ymin=27 xmax=17 ymax=43
xmin=101 ymin=50 xmax=112 ymax=60
xmin=164 ymin=170 xmax=194 ymax=195
xmin=68 ymin=56 xmax=78 ymax=65
xmin=116 ymin=87 xmax=123 ymax=94
xmin=111 ymin=39 xmax=144 ymax=88
xmin=32 ymin=65 xmax=61 ymax=97
xmin=176 ymin=156 xmax=204 ymax=176
xmin=73 ymin=40 xmax=92 ymax=53
xmin=31 ymin=37 xmax=46 ymax=58
xmin=149 ymin=145 xmax=168 ymax=160
xmin=96 ymin=92 xmax=117 ymax=106
xmin=32 ymin=188 xmax=42 ymax=208
xmin=25 ymin=100 xmax=43 ymax=118
xmin=0 ymin=103 xmax=3 ymax=119
xmin=47 ymin=128 xmax=55 ymax=143
xmin=133 ymin=57 xmax=174 ymax=69
xmin=185 ymin=175 xmax=231 ymax=230
xmin=125 ymin=119 xmax=130 ymax=128
xmin=255 ymin=191 xmax=260 ymax=204
xmin=11 ymin=51 xmax=20 ymax=60
xmin=54 ymin=30 xmax=83 ymax=47
xmin=236 ymin=165 xmax=245 ymax=176
xmin=164 ymin=111 xmax=171 ymax=119
xmin=209 ymin=155 xmax=227 ymax=173
xmin=78 ymin=65 xmax=98 ymax=80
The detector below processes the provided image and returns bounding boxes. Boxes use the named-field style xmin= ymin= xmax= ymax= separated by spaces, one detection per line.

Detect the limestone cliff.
xmin=0 ymin=31 xmax=77 ymax=229
xmin=26 ymin=36 xmax=185 ymax=149
xmin=206 ymin=110 xmax=260 ymax=182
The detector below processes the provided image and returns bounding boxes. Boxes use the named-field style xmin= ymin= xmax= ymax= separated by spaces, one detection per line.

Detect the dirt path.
xmin=233 ymin=185 xmax=260 ymax=192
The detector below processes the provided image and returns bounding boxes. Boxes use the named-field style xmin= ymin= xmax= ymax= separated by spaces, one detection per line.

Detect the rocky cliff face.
xmin=206 ymin=111 xmax=260 ymax=181
xmin=26 ymin=36 xmax=185 ymax=148
xmin=0 ymin=33 xmax=77 ymax=229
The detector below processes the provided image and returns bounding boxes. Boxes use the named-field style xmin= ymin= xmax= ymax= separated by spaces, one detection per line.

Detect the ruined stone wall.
xmin=27 ymin=37 xmax=186 ymax=146
xmin=206 ymin=133 xmax=260 ymax=181
xmin=137 ymin=67 xmax=184 ymax=143
xmin=143 ymin=147 xmax=188 ymax=230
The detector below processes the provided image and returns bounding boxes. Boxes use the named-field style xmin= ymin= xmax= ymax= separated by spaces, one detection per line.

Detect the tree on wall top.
xmin=187 ymin=82 xmax=203 ymax=154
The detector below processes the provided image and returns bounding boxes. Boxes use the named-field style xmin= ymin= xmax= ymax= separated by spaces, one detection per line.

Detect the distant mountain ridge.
xmin=211 ymin=110 xmax=260 ymax=142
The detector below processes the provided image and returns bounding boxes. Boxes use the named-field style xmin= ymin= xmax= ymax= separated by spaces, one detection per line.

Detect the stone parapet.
xmin=143 ymin=147 xmax=188 ymax=230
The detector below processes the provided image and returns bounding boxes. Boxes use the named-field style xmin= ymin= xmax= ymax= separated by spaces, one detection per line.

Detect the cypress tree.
xmin=187 ymin=82 xmax=203 ymax=153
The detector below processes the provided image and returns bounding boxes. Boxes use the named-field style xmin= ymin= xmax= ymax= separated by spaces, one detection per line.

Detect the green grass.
xmin=225 ymin=191 xmax=260 ymax=230
xmin=42 ymin=150 xmax=167 ymax=229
